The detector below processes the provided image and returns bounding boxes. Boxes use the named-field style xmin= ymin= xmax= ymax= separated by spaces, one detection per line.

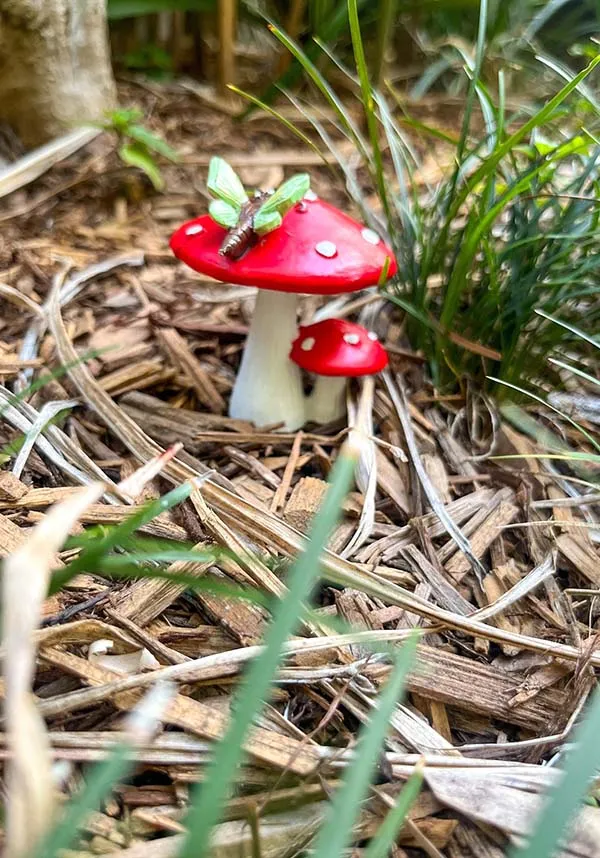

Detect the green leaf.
xmin=209 ymin=199 xmax=241 ymax=229
xmin=178 ymin=433 xmax=364 ymax=858
xmin=127 ymin=124 xmax=179 ymax=161
xmin=253 ymin=173 xmax=310 ymax=234
xmin=118 ymin=142 xmax=164 ymax=190
xmin=312 ymin=632 xmax=419 ymax=857
xmin=104 ymin=107 xmax=144 ymax=132
xmin=207 ymin=157 xmax=248 ymax=208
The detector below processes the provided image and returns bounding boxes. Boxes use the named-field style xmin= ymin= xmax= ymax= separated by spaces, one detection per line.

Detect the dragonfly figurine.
xmin=207 ymin=157 xmax=311 ymax=259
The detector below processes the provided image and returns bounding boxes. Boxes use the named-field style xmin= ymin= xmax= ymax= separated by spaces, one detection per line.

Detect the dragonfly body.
xmin=219 ymin=190 xmax=272 ymax=259
xmin=206 ymin=157 xmax=310 ymax=261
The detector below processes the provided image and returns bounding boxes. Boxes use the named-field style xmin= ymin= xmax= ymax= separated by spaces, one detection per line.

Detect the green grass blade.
xmin=444 ymin=55 xmax=600 ymax=228
xmin=548 ymin=358 xmax=600 ymax=389
xmin=311 ymin=632 xmax=419 ymax=857
xmin=347 ymin=0 xmax=391 ymax=222
xmin=267 ymin=23 xmax=371 ymax=161
xmin=363 ymin=764 xmax=425 ymax=858
xmin=227 ymin=85 xmax=330 ymax=166
xmin=48 ymin=481 xmax=196 ymax=594
xmin=536 ymin=309 xmax=600 ymax=349
xmin=32 ymin=684 xmax=173 ymax=858
xmin=511 ymin=686 xmax=600 ymax=858
xmin=242 ymin=1 xmax=368 ymax=118
xmin=35 ymin=745 xmax=134 ymax=858
xmin=178 ymin=433 xmax=363 ymax=858
xmin=490 ymin=378 xmax=600 ymax=453
xmin=281 ymin=88 xmax=377 ymax=227
xmin=374 ymin=0 xmax=398 ymax=86
xmin=441 ymin=0 xmax=489 ymax=227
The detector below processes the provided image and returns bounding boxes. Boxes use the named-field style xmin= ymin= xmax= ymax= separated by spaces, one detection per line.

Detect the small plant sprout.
xmin=290 ymin=318 xmax=389 ymax=424
xmin=96 ymin=107 xmax=179 ymax=190
xmin=170 ymin=158 xmax=396 ymax=430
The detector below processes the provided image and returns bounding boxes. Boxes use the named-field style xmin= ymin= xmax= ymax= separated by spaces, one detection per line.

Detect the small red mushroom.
xmin=170 ymin=192 xmax=396 ymax=430
xmin=290 ymin=318 xmax=389 ymax=424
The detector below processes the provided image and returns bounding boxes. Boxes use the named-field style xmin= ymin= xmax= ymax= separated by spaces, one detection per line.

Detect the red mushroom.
xmin=170 ymin=191 xmax=396 ymax=430
xmin=289 ymin=318 xmax=389 ymax=424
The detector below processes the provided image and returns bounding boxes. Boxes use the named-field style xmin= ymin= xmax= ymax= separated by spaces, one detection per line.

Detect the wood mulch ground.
xmin=1 ymin=82 xmax=599 ymax=857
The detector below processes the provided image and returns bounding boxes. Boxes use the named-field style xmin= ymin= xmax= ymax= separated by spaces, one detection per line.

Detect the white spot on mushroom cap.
xmin=185 ymin=224 xmax=204 ymax=236
xmin=367 ymin=331 xmax=379 ymax=341
xmin=296 ymin=200 xmax=308 ymax=213
xmin=361 ymin=228 xmax=380 ymax=245
xmin=343 ymin=333 xmax=361 ymax=345
xmin=315 ymin=241 xmax=337 ymax=258
xmin=304 ymin=190 xmax=318 ymax=201
xmin=301 ymin=337 xmax=316 ymax=351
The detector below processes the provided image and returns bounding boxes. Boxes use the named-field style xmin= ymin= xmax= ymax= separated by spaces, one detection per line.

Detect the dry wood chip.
xmin=445 ymin=496 xmax=520 ymax=580
xmin=157 ymin=327 xmax=225 ymax=413
xmin=482 ymin=569 xmax=522 ymax=656
xmin=429 ymin=413 xmax=479 ymax=478
xmin=426 ymin=768 xmax=600 ymax=857
xmin=100 ymin=359 xmax=176 ymax=396
xmin=409 ymin=644 xmax=569 ymax=731
xmin=195 ymin=574 xmax=268 ymax=647
xmin=40 ymin=647 xmax=321 ymax=776
xmin=0 ymin=486 xmax=85 ymax=510
xmin=114 ymin=542 xmax=214 ymax=626
xmin=103 ymin=802 xmax=326 ymax=858
xmin=66 ymin=504 xmax=188 ymax=541
xmin=375 ymin=446 xmax=412 ymax=516
xmin=283 ymin=477 xmax=328 ymax=533
xmin=422 ymin=452 xmax=452 ymax=504
xmin=104 ymin=609 xmax=189 ymax=666
xmin=0 ymin=514 xmax=30 ymax=555
xmin=121 ymin=391 xmax=251 ymax=431
xmin=556 ymin=532 xmax=600 ymax=588
xmin=224 ymin=445 xmax=281 ymax=490
xmin=0 ymin=471 xmax=28 ymax=501
xmin=399 ymin=545 xmax=474 ymax=616
xmin=361 ymin=812 xmax=457 ymax=849
xmin=270 ymin=431 xmax=304 ymax=512
xmin=447 ymin=820 xmax=507 ymax=858
xmin=155 ymin=625 xmax=238 ymax=658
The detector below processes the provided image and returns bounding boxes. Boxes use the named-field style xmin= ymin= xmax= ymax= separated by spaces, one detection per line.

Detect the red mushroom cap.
xmin=289 ymin=318 xmax=389 ymax=376
xmin=170 ymin=196 xmax=397 ymax=296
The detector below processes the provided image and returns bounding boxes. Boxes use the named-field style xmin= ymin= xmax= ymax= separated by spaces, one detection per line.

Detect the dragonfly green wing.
xmin=252 ymin=173 xmax=310 ymax=235
xmin=207 ymin=157 xmax=248 ymax=208
xmin=209 ymin=199 xmax=241 ymax=230
xmin=252 ymin=210 xmax=283 ymax=236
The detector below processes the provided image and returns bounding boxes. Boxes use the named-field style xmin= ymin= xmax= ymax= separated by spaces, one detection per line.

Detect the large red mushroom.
xmin=290 ymin=318 xmax=389 ymax=424
xmin=170 ymin=185 xmax=396 ymax=430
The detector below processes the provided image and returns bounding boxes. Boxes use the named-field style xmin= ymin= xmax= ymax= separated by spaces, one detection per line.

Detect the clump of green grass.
xmin=262 ymin=0 xmax=600 ymax=396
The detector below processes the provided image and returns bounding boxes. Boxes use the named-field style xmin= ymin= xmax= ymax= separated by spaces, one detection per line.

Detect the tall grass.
xmin=264 ymin=2 xmax=600 ymax=395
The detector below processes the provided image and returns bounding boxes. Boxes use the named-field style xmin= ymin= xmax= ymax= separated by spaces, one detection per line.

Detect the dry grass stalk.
xmin=3 ymin=482 xmax=105 ymax=857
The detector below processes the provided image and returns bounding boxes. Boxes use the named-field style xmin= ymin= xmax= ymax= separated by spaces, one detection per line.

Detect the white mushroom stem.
xmin=229 ymin=289 xmax=306 ymax=431
xmin=307 ymin=376 xmax=348 ymax=424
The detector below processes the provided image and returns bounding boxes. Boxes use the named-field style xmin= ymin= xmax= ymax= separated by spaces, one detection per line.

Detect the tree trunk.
xmin=0 ymin=0 xmax=116 ymax=147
